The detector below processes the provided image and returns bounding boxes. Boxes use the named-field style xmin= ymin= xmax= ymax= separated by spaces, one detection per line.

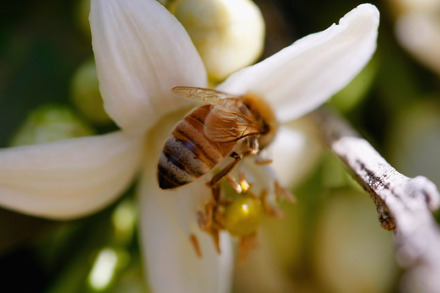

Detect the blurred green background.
xmin=1 ymin=0 xmax=439 ymax=292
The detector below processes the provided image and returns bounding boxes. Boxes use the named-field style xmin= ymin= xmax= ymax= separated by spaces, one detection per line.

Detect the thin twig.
xmin=311 ymin=106 xmax=440 ymax=293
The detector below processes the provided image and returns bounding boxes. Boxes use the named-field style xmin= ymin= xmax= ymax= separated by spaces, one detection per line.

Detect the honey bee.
xmin=157 ymin=86 xmax=278 ymax=190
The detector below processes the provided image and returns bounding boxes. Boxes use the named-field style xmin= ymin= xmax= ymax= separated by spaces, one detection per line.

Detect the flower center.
xmin=194 ymin=168 xmax=295 ymax=260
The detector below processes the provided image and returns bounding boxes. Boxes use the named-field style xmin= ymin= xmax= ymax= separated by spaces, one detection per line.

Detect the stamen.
xmin=274 ymin=180 xmax=296 ymax=203
xmin=198 ymin=196 xmax=223 ymax=254
xmin=238 ymin=233 xmax=258 ymax=264
xmin=226 ymin=175 xmax=242 ymax=193
xmin=210 ymin=229 xmax=221 ymax=254
xmin=190 ymin=234 xmax=202 ymax=258
xmin=254 ymin=158 xmax=273 ymax=165
xmin=239 ymin=172 xmax=252 ymax=193
xmin=198 ymin=170 xmax=295 ymax=259
xmin=260 ymin=189 xmax=284 ymax=218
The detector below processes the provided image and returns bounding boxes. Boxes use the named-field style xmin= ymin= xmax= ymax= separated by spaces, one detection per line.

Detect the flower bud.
xmin=390 ymin=0 xmax=440 ymax=75
xmin=10 ymin=105 xmax=94 ymax=146
xmin=170 ymin=0 xmax=265 ymax=81
xmin=71 ymin=58 xmax=112 ymax=125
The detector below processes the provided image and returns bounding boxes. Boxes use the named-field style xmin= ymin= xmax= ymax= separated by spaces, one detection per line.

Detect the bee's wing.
xmin=204 ymin=105 xmax=261 ymax=142
xmin=172 ymin=86 xmax=260 ymax=142
xmin=172 ymin=86 xmax=234 ymax=105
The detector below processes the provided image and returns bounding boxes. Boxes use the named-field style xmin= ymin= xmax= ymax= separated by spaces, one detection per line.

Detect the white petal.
xmin=217 ymin=4 xmax=379 ymax=122
xmin=138 ymin=154 xmax=233 ymax=293
xmin=267 ymin=121 xmax=323 ymax=187
xmin=90 ymin=0 xmax=207 ymax=134
xmin=0 ymin=132 xmax=144 ymax=219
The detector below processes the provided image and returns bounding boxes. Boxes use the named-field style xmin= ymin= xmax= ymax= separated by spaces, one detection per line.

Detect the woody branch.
xmin=311 ymin=106 xmax=440 ymax=293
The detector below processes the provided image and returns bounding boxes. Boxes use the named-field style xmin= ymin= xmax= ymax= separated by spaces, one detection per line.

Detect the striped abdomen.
xmin=158 ymin=105 xmax=236 ymax=189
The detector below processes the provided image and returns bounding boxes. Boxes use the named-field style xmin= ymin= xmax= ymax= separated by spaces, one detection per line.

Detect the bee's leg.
xmin=208 ymin=135 xmax=260 ymax=189
xmin=210 ymin=184 xmax=221 ymax=203
xmin=208 ymin=151 xmax=243 ymax=188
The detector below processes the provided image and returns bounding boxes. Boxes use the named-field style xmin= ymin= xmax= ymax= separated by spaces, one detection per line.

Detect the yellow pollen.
xmin=240 ymin=179 xmax=251 ymax=193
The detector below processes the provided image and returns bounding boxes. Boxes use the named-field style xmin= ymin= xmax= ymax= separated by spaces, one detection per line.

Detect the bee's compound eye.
xmin=224 ymin=196 xmax=263 ymax=237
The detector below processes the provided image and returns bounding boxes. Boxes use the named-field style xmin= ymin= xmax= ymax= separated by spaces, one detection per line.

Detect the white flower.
xmin=393 ymin=0 xmax=440 ymax=75
xmin=0 ymin=1 xmax=379 ymax=292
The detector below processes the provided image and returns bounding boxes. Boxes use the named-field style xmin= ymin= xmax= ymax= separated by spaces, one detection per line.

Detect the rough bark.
xmin=311 ymin=106 xmax=440 ymax=293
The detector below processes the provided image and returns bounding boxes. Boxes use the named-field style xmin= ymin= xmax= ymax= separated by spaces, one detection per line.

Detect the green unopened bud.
xmin=71 ymin=58 xmax=112 ymax=125
xmin=112 ymin=199 xmax=137 ymax=246
xmin=88 ymin=247 xmax=130 ymax=291
xmin=170 ymin=0 xmax=265 ymax=81
xmin=10 ymin=105 xmax=95 ymax=147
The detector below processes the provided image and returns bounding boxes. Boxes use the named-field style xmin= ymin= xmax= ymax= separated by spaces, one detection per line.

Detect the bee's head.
xmin=242 ymin=92 xmax=278 ymax=149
